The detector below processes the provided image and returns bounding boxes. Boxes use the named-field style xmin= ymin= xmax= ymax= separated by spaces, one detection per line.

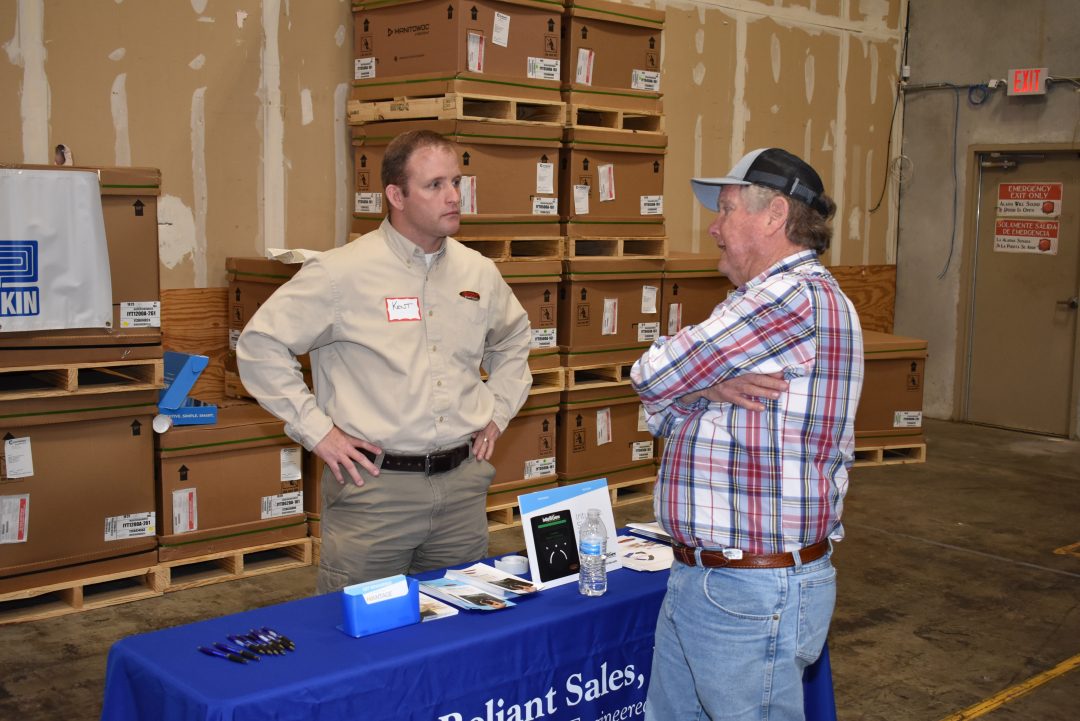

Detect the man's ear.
xmin=385 ymin=183 xmax=406 ymax=211
xmin=765 ymin=195 xmax=790 ymax=233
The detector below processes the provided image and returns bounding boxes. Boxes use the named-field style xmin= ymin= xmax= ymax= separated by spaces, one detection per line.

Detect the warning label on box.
xmin=997 ymin=182 xmax=1061 ymax=218
xmin=994 ymin=218 xmax=1059 ymax=254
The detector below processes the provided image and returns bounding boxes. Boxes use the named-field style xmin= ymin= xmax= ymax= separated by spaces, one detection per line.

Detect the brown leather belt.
xmin=673 ymin=539 xmax=830 ymax=569
xmin=360 ymin=445 xmax=470 ymax=475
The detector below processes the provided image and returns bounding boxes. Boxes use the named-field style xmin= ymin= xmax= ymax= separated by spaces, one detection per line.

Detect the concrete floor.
xmin=1 ymin=419 xmax=1077 ymax=720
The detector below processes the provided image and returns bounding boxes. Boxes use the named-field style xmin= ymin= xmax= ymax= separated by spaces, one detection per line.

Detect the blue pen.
xmin=214 ymin=642 xmax=260 ymax=662
xmin=198 ymin=646 xmax=247 ymax=664
xmin=228 ymin=635 xmax=268 ymax=655
xmin=262 ymin=627 xmax=296 ymax=651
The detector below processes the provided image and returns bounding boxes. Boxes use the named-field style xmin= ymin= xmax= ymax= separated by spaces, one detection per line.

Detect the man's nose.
xmin=708 ymin=214 xmax=722 ymax=235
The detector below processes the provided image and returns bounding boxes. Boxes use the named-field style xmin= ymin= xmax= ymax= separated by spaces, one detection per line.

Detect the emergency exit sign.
xmin=1008 ymin=67 xmax=1048 ymax=96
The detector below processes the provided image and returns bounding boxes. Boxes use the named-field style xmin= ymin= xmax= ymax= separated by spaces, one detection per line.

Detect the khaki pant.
xmin=316 ymin=455 xmax=495 ymax=594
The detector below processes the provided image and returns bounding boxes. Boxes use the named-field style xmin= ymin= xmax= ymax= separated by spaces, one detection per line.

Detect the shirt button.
xmin=438 ymin=416 xmax=444 ymax=423
xmin=432 ymin=345 xmax=437 ymax=352
xmin=429 ymin=310 xmax=434 ymax=317
xmin=437 ymin=380 xmax=442 ymax=387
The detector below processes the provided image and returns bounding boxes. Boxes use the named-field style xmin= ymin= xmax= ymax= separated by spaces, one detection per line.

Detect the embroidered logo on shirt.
xmin=459 ymin=291 xmax=480 ymax=301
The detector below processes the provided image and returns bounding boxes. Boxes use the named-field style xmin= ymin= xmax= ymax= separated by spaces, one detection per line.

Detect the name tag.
xmin=386 ymin=297 xmax=422 ymax=322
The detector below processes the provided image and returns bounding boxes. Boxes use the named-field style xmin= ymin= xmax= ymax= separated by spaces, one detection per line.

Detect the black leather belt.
xmin=673 ymin=539 xmax=831 ymax=569
xmin=360 ymin=445 xmax=470 ymax=475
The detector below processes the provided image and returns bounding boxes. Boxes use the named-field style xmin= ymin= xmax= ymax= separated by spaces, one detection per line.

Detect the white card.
xmin=355 ymin=192 xmax=383 ymax=214
xmin=536 ymin=162 xmax=554 ymax=194
xmin=3 ymin=437 xmax=34 ymax=479
xmin=598 ymin=164 xmax=615 ymax=202
xmin=667 ymin=303 xmax=683 ymax=334
xmin=0 ymin=494 xmax=30 ymax=544
xmin=573 ymin=184 xmax=591 ymax=215
xmin=596 ymin=408 xmax=612 ymax=446
xmin=459 ymin=175 xmax=477 ymax=214
xmin=467 ymin=31 xmax=485 ymax=72
xmin=120 ymin=301 xmax=161 ymax=328
xmin=640 ymin=195 xmax=663 ymax=215
xmin=493 ymin=12 xmax=510 ymax=47
xmin=385 ymin=297 xmax=422 ymax=322
xmin=354 ymin=57 xmax=376 ymax=80
xmin=576 ymin=48 xmax=595 ymax=85
xmin=602 ymin=298 xmax=618 ymax=335
xmin=641 ymin=285 xmax=658 ymax=314
xmin=172 ymin=488 xmax=198 ymax=534
xmin=280 ymin=447 xmax=302 ymax=482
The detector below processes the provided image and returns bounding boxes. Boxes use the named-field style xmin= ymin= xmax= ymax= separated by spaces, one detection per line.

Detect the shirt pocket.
xmin=451 ymin=294 xmax=491 ymax=355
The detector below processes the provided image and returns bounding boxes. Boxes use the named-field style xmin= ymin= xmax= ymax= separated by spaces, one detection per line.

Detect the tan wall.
xmin=0 ymin=0 xmax=904 ymax=289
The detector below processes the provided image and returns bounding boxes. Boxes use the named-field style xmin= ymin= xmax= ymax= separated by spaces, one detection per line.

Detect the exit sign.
xmin=1008 ymin=67 xmax=1048 ymax=96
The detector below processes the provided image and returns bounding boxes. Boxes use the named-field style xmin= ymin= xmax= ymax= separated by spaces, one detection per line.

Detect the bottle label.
xmin=580 ymin=541 xmax=602 ymax=555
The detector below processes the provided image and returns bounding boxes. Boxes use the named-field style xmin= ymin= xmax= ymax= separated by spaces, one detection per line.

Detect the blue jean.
xmin=644 ymin=552 xmax=837 ymax=721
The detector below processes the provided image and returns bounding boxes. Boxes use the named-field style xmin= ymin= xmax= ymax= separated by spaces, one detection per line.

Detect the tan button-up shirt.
xmin=236 ymin=220 xmax=532 ymax=454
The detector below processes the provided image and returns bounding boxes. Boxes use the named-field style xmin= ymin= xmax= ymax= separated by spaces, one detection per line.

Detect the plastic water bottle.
xmin=578 ymin=508 xmax=608 ymax=597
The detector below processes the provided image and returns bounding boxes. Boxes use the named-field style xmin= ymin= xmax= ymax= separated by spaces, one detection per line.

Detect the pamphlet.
xmin=419 ymin=577 xmax=517 ymax=611
xmin=626 ymin=521 xmax=673 ymax=544
xmin=445 ymin=563 xmax=538 ymax=597
xmin=616 ymin=535 xmax=673 ymax=572
xmin=418 ymin=593 xmax=460 ymax=622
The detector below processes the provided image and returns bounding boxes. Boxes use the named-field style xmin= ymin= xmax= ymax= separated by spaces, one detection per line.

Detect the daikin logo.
xmin=0 ymin=240 xmax=40 ymax=318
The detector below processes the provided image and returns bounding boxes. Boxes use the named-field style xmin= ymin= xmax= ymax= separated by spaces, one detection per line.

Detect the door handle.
xmin=1056 ymin=296 xmax=1079 ymax=309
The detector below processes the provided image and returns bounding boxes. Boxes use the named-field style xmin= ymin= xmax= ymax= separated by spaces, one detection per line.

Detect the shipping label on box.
xmin=893 ymin=411 xmax=923 ymax=428
xmin=531 ymin=327 xmax=557 ymax=349
xmin=0 ymin=494 xmax=30 ymax=544
xmin=631 ymin=440 xmax=654 ymax=461
xmin=2 ymin=437 xmax=34 ymax=479
xmin=120 ymin=301 xmax=161 ymax=328
xmin=105 ymin=511 xmax=156 ymax=541
xmin=261 ymin=491 xmax=304 ymax=520
xmin=524 ymin=457 xmax=556 ymax=479
xmin=172 ymin=488 xmax=198 ymax=534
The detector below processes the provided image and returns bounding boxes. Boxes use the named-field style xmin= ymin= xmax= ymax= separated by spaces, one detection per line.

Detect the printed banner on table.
xmin=993 ymin=218 xmax=1059 ymax=254
xmin=0 ymin=169 xmax=112 ymax=332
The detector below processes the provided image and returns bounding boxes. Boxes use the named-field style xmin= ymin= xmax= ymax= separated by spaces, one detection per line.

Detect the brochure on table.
xmin=518 ymin=478 xmax=621 ymax=590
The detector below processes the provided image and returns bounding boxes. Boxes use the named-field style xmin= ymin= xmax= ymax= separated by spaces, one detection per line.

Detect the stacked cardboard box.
xmin=661 ymin=252 xmax=733 ymax=333
xmin=0 ymin=166 xmax=164 ymax=593
xmin=858 ymin=331 xmax=928 ymax=449
xmin=155 ymin=401 xmax=308 ymax=561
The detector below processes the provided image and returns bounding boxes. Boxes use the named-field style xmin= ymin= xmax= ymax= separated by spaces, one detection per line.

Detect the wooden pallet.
xmin=853 ymin=442 xmax=927 ymax=467
xmin=566 ymin=237 xmax=667 ymax=259
xmin=155 ymin=537 xmax=313 ymax=593
xmin=565 ymin=101 xmax=664 ymax=134
xmin=458 ymin=237 xmax=563 ymax=262
xmin=487 ymin=500 xmax=524 ymax=531
xmin=564 ymin=362 xmax=635 ymax=390
xmin=529 ymin=366 xmax=566 ymax=395
xmin=348 ymin=93 xmax=565 ymax=126
xmin=0 ymin=358 xmax=164 ymax=401
xmin=609 ymin=474 xmax=656 ymax=508
xmin=0 ymin=563 xmax=163 ymax=625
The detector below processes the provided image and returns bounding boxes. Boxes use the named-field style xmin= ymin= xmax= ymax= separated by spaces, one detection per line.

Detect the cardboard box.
xmin=352 ymin=0 xmax=562 ymax=100
xmin=498 ymin=259 xmax=561 ymax=371
xmin=560 ymin=127 xmax=666 ymax=237
xmin=303 ymin=450 xmax=323 ymax=538
xmin=0 ymin=391 xmax=159 ymax=579
xmin=857 ymin=331 xmax=928 ymax=445
xmin=562 ymin=0 xmax=664 ymax=109
xmin=490 ymin=388 xmax=558 ymax=485
xmin=559 ymin=257 xmax=664 ymax=365
xmin=556 ymin=456 xmax=656 ymax=491
xmin=225 ymin=257 xmax=312 ymax=395
xmin=353 ymin=120 xmax=563 ymax=238
xmin=0 ymin=165 xmax=162 ymax=350
xmin=155 ymin=401 xmax=307 ymax=561
xmin=556 ymin=383 xmax=654 ymax=477
xmin=661 ymin=253 xmax=734 ymax=334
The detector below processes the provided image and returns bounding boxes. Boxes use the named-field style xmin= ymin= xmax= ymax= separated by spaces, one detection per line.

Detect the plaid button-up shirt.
xmin=631 ymin=251 xmax=864 ymax=554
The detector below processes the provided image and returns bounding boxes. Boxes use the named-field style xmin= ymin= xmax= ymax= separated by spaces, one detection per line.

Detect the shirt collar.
xmin=380 ymin=218 xmax=449 ymax=267
xmin=741 ymin=249 xmax=821 ymax=291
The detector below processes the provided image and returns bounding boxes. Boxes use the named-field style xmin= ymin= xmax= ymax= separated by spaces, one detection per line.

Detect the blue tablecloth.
xmin=100 ymin=563 xmax=836 ymax=720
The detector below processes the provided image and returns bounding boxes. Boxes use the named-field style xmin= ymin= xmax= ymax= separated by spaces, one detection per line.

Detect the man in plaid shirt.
xmin=631 ymin=148 xmax=864 ymax=721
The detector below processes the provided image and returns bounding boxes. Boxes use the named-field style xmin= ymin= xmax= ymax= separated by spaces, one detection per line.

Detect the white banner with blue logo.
xmin=0 ymin=168 xmax=113 ymax=332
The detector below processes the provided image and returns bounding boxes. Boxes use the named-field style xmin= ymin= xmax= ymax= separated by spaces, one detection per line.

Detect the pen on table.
xmin=229 ymin=635 xmax=269 ymax=655
xmin=262 ymin=627 xmax=296 ymax=651
xmin=246 ymin=631 xmax=284 ymax=655
xmin=198 ymin=646 xmax=247 ymax=664
xmin=214 ymin=642 xmax=260 ymax=662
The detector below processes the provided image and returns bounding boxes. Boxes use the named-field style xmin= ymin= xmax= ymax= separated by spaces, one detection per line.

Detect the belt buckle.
xmin=424 ymin=453 xmax=432 ymax=475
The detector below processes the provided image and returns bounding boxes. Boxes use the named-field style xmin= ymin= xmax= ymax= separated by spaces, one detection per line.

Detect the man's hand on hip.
xmin=314 ymin=426 xmax=383 ymax=486
xmin=683 ymin=372 xmax=789 ymax=411
xmin=471 ymin=420 xmax=502 ymax=462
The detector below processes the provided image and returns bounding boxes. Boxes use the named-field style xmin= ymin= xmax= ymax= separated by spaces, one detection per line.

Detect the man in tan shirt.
xmin=237 ymin=130 xmax=532 ymax=592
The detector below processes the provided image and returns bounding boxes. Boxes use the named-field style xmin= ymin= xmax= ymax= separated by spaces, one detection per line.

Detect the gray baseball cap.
xmin=690 ymin=148 xmax=829 ymax=216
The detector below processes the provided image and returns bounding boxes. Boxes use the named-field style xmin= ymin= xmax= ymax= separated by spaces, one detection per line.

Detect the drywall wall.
xmin=1 ymin=0 xmax=903 ymax=290
xmin=896 ymin=0 xmax=1080 ymax=421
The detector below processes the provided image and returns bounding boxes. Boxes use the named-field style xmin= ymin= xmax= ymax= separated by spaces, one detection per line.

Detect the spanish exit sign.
xmin=1008 ymin=67 xmax=1048 ymax=96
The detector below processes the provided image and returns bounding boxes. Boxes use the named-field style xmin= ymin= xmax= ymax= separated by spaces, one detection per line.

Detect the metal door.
xmin=964 ymin=151 xmax=1080 ymax=435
